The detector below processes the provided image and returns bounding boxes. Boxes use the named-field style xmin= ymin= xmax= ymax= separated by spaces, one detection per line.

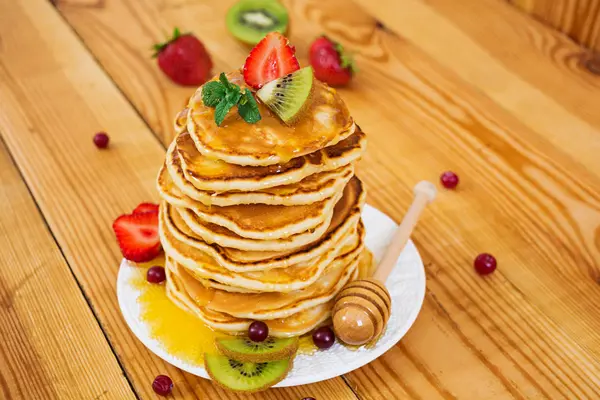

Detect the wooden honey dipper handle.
xmin=373 ymin=181 xmax=437 ymax=281
xmin=332 ymin=181 xmax=436 ymax=346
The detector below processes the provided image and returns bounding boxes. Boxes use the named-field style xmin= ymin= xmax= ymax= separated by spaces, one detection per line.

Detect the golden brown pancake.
xmin=158 ymin=164 xmax=342 ymax=240
xmin=161 ymin=153 xmax=354 ymax=207
xmin=160 ymin=177 xmax=365 ymax=272
xmin=166 ymin=260 xmax=346 ymax=337
xmin=161 ymin=204 xmax=364 ymax=292
xmin=186 ymin=71 xmax=355 ymax=166
xmin=171 ymin=129 xmax=366 ymax=192
xmin=173 ymin=248 xmax=361 ymax=319
xmin=174 ymin=203 xmax=333 ymax=251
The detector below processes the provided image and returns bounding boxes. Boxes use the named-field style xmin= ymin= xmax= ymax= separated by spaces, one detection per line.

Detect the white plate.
xmin=117 ymin=204 xmax=426 ymax=387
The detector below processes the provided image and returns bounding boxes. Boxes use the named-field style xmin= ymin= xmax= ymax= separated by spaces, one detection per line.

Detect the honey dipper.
xmin=332 ymin=181 xmax=437 ymax=346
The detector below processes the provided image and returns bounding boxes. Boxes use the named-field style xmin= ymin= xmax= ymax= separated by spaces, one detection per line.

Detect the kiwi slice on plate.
xmin=216 ymin=336 xmax=299 ymax=362
xmin=226 ymin=0 xmax=289 ymax=45
xmin=205 ymin=354 xmax=292 ymax=393
xmin=257 ymin=67 xmax=314 ymax=124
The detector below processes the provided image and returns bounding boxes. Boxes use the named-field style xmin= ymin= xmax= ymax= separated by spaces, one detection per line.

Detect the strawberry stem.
xmin=335 ymin=42 xmax=358 ymax=74
xmin=152 ymin=27 xmax=184 ymax=58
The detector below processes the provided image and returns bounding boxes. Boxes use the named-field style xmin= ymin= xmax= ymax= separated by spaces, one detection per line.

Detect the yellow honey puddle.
xmin=127 ymin=248 xmax=376 ymax=363
xmin=298 ymin=334 xmax=318 ymax=355
xmin=129 ymin=259 xmax=225 ymax=365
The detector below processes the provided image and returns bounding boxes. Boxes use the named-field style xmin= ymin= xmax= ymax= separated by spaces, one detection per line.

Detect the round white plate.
xmin=117 ymin=204 xmax=426 ymax=387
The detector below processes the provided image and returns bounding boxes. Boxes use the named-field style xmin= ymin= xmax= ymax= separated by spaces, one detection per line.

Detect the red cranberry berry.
xmin=147 ymin=266 xmax=166 ymax=284
xmin=440 ymin=171 xmax=459 ymax=189
xmin=93 ymin=132 xmax=109 ymax=149
xmin=152 ymin=374 xmax=173 ymax=396
xmin=474 ymin=253 xmax=497 ymax=275
xmin=312 ymin=326 xmax=335 ymax=349
xmin=248 ymin=321 xmax=269 ymax=342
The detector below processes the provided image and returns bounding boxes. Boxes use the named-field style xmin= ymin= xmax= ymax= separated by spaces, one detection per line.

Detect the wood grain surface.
xmin=0 ymin=140 xmax=135 ymax=399
xmin=0 ymin=0 xmax=599 ymax=398
xmin=510 ymin=0 xmax=600 ymax=52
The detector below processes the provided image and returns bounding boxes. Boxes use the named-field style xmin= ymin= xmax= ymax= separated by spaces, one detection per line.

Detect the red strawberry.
xmin=153 ymin=28 xmax=213 ymax=86
xmin=243 ymin=32 xmax=300 ymax=89
xmin=309 ymin=36 xmax=357 ymax=86
xmin=112 ymin=211 xmax=161 ymax=263
xmin=132 ymin=202 xmax=159 ymax=214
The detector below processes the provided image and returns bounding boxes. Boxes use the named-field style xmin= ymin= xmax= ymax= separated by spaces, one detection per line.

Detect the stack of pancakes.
xmin=157 ymin=72 xmax=368 ymax=337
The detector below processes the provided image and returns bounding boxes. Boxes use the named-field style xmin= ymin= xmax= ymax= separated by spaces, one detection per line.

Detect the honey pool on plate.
xmin=129 ymin=252 xmax=376 ymax=364
xmin=128 ymin=261 xmax=341 ymax=364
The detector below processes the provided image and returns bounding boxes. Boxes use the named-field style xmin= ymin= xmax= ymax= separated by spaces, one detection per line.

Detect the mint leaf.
xmin=202 ymin=81 xmax=226 ymax=107
xmin=224 ymin=84 xmax=242 ymax=105
xmin=203 ymin=72 xmax=261 ymax=126
xmin=237 ymin=90 xmax=261 ymax=124
xmin=214 ymin=99 xmax=236 ymax=126
xmin=219 ymin=72 xmax=232 ymax=90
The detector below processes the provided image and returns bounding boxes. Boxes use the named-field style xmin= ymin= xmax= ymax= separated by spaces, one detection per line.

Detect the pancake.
xmin=356 ymin=248 xmax=376 ymax=279
xmin=171 ymin=128 xmax=366 ymax=192
xmin=176 ymin=204 xmax=332 ymax=250
xmin=193 ymin=278 xmax=259 ymax=294
xmin=162 ymin=148 xmax=354 ymax=206
xmin=166 ymin=262 xmax=341 ymax=337
xmin=160 ymin=177 xmax=365 ymax=272
xmin=158 ymin=165 xmax=342 ymax=240
xmin=161 ymin=206 xmax=364 ymax=291
xmin=186 ymin=71 xmax=355 ymax=166
xmin=173 ymin=249 xmax=361 ymax=319
xmin=174 ymin=107 xmax=188 ymax=135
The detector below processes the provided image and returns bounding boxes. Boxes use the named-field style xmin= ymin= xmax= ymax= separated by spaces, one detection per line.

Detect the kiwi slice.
xmin=226 ymin=0 xmax=289 ymax=45
xmin=216 ymin=336 xmax=298 ymax=362
xmin=257 ymin=67 xmax=314 ymax=124
xmin=205 ymin=354 xmax=292 ymax=393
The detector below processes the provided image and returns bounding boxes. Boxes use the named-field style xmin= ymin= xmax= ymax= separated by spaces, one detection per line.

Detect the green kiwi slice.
xmin=216 ymin=336 xmax=299 ymax=362
xmin=205 ymin=354 xmax=292 ymax=393
xmin=257 ymin=67 xmax=314 ymax=124
xmin=226 ymin=0 xmax=289 ymax=45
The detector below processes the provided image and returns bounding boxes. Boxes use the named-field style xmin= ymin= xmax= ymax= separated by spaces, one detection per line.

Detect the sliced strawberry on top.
xmin=112 ymin=211 xmax=161 ymax=263
xmin=132 ymin=202 xmax=159 ymax=214
xmin=243 ymin=32 xmax=300 ymax=89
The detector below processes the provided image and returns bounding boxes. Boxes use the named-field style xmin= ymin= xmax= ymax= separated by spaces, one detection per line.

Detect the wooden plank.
xmin=0 ymin=0 xmax=359 ymax=398
xmin=54 ymin=0 xmax=600 ymax=398
xmin=510 ymin=0 xmax=600 ymax=53
xmin=408 ymin=0 xmax=600 ymax=131
xmin=0 ymin=139 xmax=135 ymax=399
xmin=352 ymin=0 xmax=600 ymax=171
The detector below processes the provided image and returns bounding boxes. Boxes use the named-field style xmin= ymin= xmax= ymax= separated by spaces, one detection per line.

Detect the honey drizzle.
xmin=298 ymin=334 xmax=318 ymax=355
xmin=129 ymin=260 xmax=225 ymax=365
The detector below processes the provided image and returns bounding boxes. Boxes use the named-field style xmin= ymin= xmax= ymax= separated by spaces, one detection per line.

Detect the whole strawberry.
xmin=153 ymin=28 xmax=213 ymax=86
xmin=309 ymin=36 xmax=357 ymax=87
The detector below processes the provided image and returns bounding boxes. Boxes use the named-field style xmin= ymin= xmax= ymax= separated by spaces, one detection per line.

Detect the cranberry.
xmin=301 ymin=398 xmax=316 ymax=400
xmin=93 ymin=132 xmax=109 ymax=149
xmin=152 ymin=375 xmax=173 ymax=396
xmin=474 ymin=253 xmax=497 ymax=275
xmin=312 ymin=326 xmax=335 ymax=349
xmin=440 ymin=171 xmax=459 ymax=189
xmin=147 ymin=266 xmax=166 ymax=284
xmin=248 ymin=321 xmax=269 ymax=342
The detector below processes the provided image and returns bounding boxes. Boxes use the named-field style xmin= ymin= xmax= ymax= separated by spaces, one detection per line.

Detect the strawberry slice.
xmin=112 ymin=211 xmax=161 ymax=263
xmin=243 ymin=32 xmax=300 ymax=89
xmin=132 ymin=202 xmax=159 ymax=214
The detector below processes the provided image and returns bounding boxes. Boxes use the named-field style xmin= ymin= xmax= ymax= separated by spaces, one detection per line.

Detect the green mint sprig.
xmin=202 ymin=73 xmax=261 ymax=126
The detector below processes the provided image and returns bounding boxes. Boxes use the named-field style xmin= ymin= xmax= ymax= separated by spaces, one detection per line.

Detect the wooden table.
xmin=1 ymin=0 xmax=599 ymax=399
